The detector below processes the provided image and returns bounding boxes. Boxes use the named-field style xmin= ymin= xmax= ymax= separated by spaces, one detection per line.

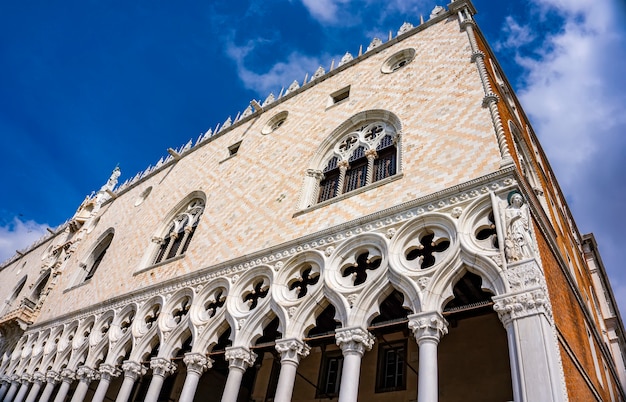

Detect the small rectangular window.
xmin=329 ymin=86 xmax=350 ymax=106
xmin=228 ymin=141 xmax=242 ymax=156
xmin=317 ymin=351 xmax=343 ymax=398
xmin=376 ymin=340 xmax=407 ymax=393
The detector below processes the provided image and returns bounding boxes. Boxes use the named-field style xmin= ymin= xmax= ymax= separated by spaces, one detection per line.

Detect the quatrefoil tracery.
xmin=204 ymin=289 xmax=226 ymax=318
xmin=341 ymin=251 xmax=382 ymax=286
xmin=405 ymin=232 xmax=450 ymax=269
xmin=475 ymin=211 xmax=499 ymax=249
xmin=288 ymin=265 xmax=320 ymax=299
xmin=144 ymin=306 xmax=160 ymax=329
xmin=171 ymin=297 xmax=191 ymax=325
xmin=243 ymin=281 xmax=270 ymax=311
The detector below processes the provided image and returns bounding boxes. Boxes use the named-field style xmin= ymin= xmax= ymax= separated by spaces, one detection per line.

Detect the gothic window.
xmin=376 ymin=340 xmax=407 ymax=392
xmin=315 ymin=121 xmax=399 ymax=204
xmin=317 ymin=351 xmax=343 ymax=397
xmin=153 ymin=199 xmax=205 ymax=265
xmin=78 ymin=231 xmax=114 ymax=284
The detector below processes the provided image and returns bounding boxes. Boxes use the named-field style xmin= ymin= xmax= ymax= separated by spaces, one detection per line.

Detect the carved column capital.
xmin=150 ymin=358 xmax=177 ymax=378
xmin=59 ymin=368 xmax=76 ymax=383
xmin=335 ymin=327 xmax=375 ymax=356
xmin=493 ymin=288 xmax=552 ymax=327
xmin=224 ymin=346 xmax=257 ymax=371
xmin=121 ymin=360 xmax=146 ymax=381
xmin=275 ymin=338 xmax=310 ymax=365
xmin=32 ymin=372 xmax=45 ymax=386
xmin=364 ymin=149 xmax=378 ymax=159
xmin=99 ymin=364 xmax=121 ymax=381
xmin=76 ymin=366 xmax=100 ymax=382
xmin=183 ymin=353 xmax=212 ymax=375
xmin=20 ymin=373 xmax=32 ymax=384
xmin=408 ymin=311 xmax=448 ymax=344
xmin=45 ymin=370 xmax=60 ymax=384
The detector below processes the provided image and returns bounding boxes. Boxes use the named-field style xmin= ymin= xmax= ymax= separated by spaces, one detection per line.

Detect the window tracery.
xmin=316 ymin=121 xmax=398 ymax=204
xmin=153 ymin=198 xmax=205 ymax=264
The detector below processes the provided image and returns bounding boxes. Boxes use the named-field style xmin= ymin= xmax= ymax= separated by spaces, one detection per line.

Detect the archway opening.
xmin=439 ymin=271 xmax=513 ymax=402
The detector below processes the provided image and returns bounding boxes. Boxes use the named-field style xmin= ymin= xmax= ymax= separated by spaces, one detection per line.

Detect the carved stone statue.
xmin=101 ymin=167 xmax=121 ymax=192
xmin=504 ymin=192 xmax=534 ymax=262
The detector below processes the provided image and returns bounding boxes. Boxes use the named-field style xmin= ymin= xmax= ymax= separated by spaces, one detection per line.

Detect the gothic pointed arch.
xmin=300 ymin=109 xmax=402 ymax=208
xmin=144 ymin=191 xmax=206 ymax=267
xmin=74 ymin=229 xmax=115 ymax=285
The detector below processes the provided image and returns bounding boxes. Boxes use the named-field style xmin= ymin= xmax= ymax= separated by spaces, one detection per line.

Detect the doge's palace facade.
xmin=1 ymin=1 xmax=625 ymax=402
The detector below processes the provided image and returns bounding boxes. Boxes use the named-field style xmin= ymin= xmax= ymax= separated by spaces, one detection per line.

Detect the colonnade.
xmin=0 ymin=311 xmax=452 ymax=402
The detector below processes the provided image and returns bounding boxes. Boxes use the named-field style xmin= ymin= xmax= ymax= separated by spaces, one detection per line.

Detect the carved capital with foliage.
xmin=99 ymin=364 xmax=121 ymax=381
xmin=225 ymin=346 xmax=257 ymax=371
xmin=408 ymin=311 xmax=448 ymax=344
xmin=121 ymin=360 xmax=146 ymax=381
xmin=275 ymin=338 xmax=310 ymax=364
xmin=150 ymin=357 xmax=177 ymax=378
xmin=183 ymin=353 xmax=212 ymax=375
xmin=335 ymin=327 xmax=375 ymax=356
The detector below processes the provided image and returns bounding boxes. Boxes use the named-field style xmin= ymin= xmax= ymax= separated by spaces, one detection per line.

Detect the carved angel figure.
xmin=504 ymin=192 xmax=534 ymax=262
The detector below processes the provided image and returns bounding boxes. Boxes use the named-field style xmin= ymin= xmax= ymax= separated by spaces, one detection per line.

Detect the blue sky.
xmin=1 ymin=0 xmax=625 ymax=314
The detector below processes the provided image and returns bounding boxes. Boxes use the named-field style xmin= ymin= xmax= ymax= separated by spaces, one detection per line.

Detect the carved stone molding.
xmin=408 ymin=311 xmax=448 ymax=344
xmin=183 ymin=353 xmax=213 ymax=375
xmin=20 ymin=373 xmax=32 ymax=384
xmin=335 ymin=327 xmax=375 ymax=356
xmin=121 ymin=360 xmax=146 ymax=381
xmin=59 ymin=368 xmax=76 ymax=383
xmin=504 ymin=260 xmax=544 ymax=292
xmin=45 ymin=370 xmax=60 ymax=384
xmin=150 ymin=358 xmax=177 ymax=378
xmin=99 ymin=364 xmax=121 ymax=381
xmin=32 ymin=371 xmax=45 ymax=385
xmin=492 ymin=288 xmax=552 ymax=326
xmin=225 ymin=347 xmax=257 ymax=371
xmin=275 ymin=338 xmax=310 ymax=365
xmin=76 ymin=366 xmax=100 ymax=382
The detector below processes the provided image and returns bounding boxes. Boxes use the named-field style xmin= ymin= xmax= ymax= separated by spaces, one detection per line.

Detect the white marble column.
xmin=220 ymin=347 xmax=257 ymax=402
xmin=52 ymin=369 xmax=76 ymax=402
xmin=69 ymin=366 xmax=99 ymax=402
xmin=178 ymin=353 xmax=212 ymax=402
xmin=0 ymin=377 xmax=10 ymax=401
xmin=143 ymin=358 xmax=176 ymax=402
xmin=37 ymin=371 xmax=60 ymax=402
xmin=24 ymin=372 xmax=44 ymax=402
xmin=114 ymin=361 xmax=146 ymax=402
xmin=273 ymin=339 xmax=310 ymax=402
xmin=493 ymin=282 xmax=567 ymax=402
xmin=408 ymin=311 xmax=448 ymax=402
xmin=335 ymin=327 xmax=375 ymax=402
xmin=91 ymin=364 xmax=121 ymax=402
xmin=12 ymin=374 xmax=32 ymax=402
xmin=3 ymin=375 xmax=21 ymax=402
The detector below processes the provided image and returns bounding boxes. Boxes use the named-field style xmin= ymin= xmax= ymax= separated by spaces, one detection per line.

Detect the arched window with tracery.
xmin=314 ymin=120 xmax=399 ymax=204
xmin=153 ymin=198 xmax=205 ymax=264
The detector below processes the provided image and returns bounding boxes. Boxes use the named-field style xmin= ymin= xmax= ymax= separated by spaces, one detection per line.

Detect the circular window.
xmin=135 ymin=186 xmax=153 ymax=207
xmin=381 ymin=48 xmax=416 ymax=74
xmin=262 ymin=111 xmax=288 ymax=135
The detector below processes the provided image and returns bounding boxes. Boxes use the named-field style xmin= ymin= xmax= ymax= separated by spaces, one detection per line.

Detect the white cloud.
xmin=495 ymin=16 xmax=536 ymax=51
xmin=299 ymin=0 xmax=351 ymax=24
xmin=0 ymin=217 xmax=50 ymax=264
xmin=507 ymin=0 xmax=626 ymax=316
xmin=226 ymin=39 xmax=329 ymax=96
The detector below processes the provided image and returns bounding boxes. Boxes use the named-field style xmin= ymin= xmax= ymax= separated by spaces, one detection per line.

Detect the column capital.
xmin=493 ymin=288 xmax=551 ymax=327
xmin=183 ymin=353 xmax=212 ymax=375
xmin=121 ymin=360 xmax=146 ymax=381
xmin=408 ymin=311 xmax=448 ymax=344
xmin=98 ymin=364 xmax=121 ymax=381
xmin=32 ymin=372 xmax=46 ymax=385
xmin=11 ymin=374 xmax=21 ymax=382
xmin=76 ymin=366 xmax=100 ymax=382
xmin=335 ymin=327 xmax=375 ymax=356
xmin=20 ymin=373 xmax=32 ymax=384
xmin=275 ymin=338 xmax=310 ymax=364
xmin=60 ymin=368 xmax=76 ymax=383
xmin=224 ymin=346 xmax=257 ymax=371
xmin=150 ymin=357 xmax=176 ymax=378
xmin=45 ymin=370 xmax=60 ymax=384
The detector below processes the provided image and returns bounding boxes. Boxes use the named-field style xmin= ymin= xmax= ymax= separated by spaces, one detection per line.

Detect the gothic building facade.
xmin=1 ymin=1 xmax=625 ymax=402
